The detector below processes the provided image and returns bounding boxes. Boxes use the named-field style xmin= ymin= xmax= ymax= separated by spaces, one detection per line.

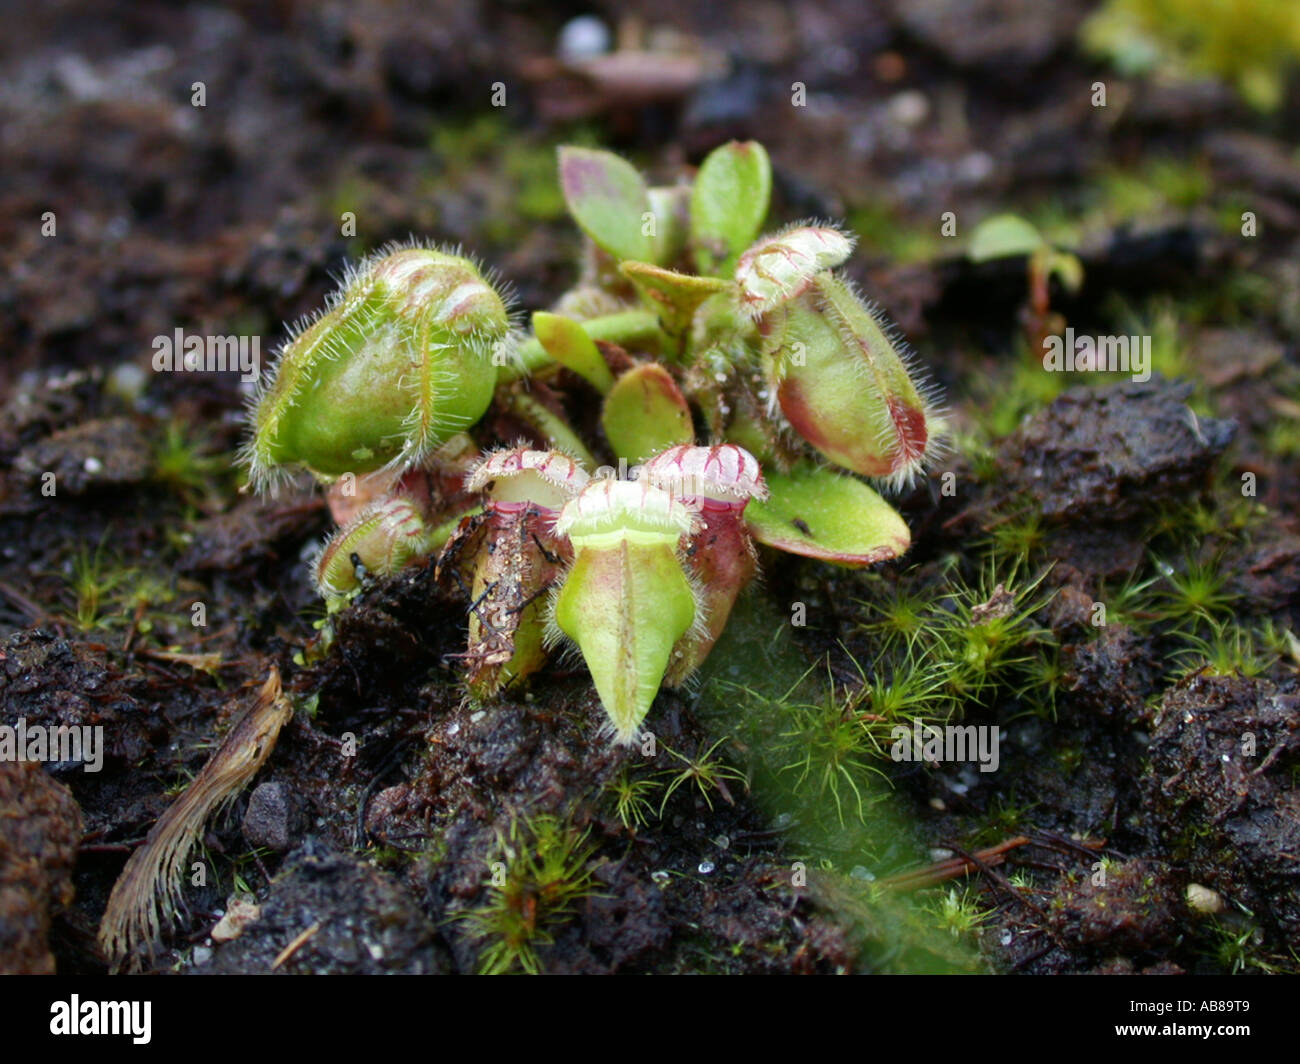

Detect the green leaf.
xmin=532 ymin=311 xmax=615 ymax=393
xmin=619 ymin=261 xmax=730 ymax=344
xmin=503 ymin=309 xmax=668 ymax=382
xmin=559 ymin=146 xmax=654 ymax=264
xmin=498 ymin=387 xmax=596 ymax=469
xmin=647 ymin=185 xmax=691 ymax=266
xmin=1043 ymin=249 xmax=1084 ymax=294
xmin=601 ymin=363 xmax=694 ymax=463
xmin=744 ymin=464 xmax=910 ymax=567
xmin=691 ymin=141 xmax=771 ymax=276
xmin=967 ymin=214 xmax=1047 ymax=262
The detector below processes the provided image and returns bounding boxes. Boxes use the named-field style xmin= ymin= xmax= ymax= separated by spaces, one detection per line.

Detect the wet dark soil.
xmin=1 ymin=1 xmax=1298 ymax=974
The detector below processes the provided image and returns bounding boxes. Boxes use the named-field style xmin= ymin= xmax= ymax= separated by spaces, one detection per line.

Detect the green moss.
xmin=324 ymin=175 xmax=394 ymax=257
xmin=1266 ymin=417 xmax=1300 ymax=459
xmin=1097 ymin=570 xmax=1162 ymax=632
xmin=60 ymin=533 xmax=134 ymax=632
xmin=153 ymin=420 xmax=231 ymax=506
xmin=1083 ymin=0 xmax=1300 ymax=111
xmin=427 ymin=115 xmax=602 ymax=244
xmin=1152 ymin=552 xmax=1237 ymax=629
xmin=857 ymin=576 xmax=932 ymax=653
xmin=506 ymin=144 xmax=567 ymax=222
xmin=846 ymin=199 xmax=941 ymax=264
xmin=658 ymin=737 xmax=748 ymax=814
xmin=1207 ymin=919 xmax=1300 ymax=974
xmin=973 ymin=792 xmax=1040 ymax=845
xmin=777 ymin=682 xmax=892 ymax=825
xmin=1101 ymin=296 xmax=1194 ymax=384
xmin=921 ymin=884 xmax=993 ymax=941
xmin=955 ymin=430 xmax=1002 ymax=485
xmin=983 ymin=507 xmax=1047 ymax=570
xmin=1012 ymin=645 xmax=1067 ymax=719
xmin=861 ymin=656 xmax=952 ymax=728
xmin=974 ymin=350 xmax=1068 ymax=440
xmin=1097 ymin=158 xmax=1211 ymax=221
xmin=1174 ymin=620 xmax=1278 ymax=678
xmin=605 ymin=765 xmax=661 ymax=831
xmin=1054 ymin=745 xmax=1085 ymax=774
xmin=933 ymin=563 xmax=1054 ymax=706
xmin=806 ymin=871 xmax=987 ymax=973
xmin=460 ymin=813 xmax=601 ymax=975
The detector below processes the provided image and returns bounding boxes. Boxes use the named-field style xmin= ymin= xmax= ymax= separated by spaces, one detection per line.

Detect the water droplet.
xmin=651 ymin=870 xmax=670 ymax=885
xmin=698 ymin=860 xmax=715 ymax=875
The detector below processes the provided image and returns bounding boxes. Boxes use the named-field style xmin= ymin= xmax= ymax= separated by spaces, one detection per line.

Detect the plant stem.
xmin=427 ymin=505 xmax=482 ymax=552
xmin=498 ymin=310 xmax=666 ymax=383
xmin=498 ymin=388 xmax=598 ymax=468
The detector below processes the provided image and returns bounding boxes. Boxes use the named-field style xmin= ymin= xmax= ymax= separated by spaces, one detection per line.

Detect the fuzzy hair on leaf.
xmin=814 ymin=274 xmax=947 ymax=491
xmin=240 ymin=237 xmax=518 ymax=494
xmin=734 ymin=220 xmax=857 ymax=320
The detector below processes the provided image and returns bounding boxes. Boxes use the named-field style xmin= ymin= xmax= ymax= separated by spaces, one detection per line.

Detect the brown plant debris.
xmin=97 ymin=666 xmax=292 ymax=969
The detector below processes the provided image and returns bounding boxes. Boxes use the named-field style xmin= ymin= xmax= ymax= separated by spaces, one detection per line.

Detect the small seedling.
xmin=968 ymin=212 xmax=1083 ymax=354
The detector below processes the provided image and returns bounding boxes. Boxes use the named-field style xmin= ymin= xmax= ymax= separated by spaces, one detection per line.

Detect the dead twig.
xmin=878 ymin=836 xmax=1030 ymax=891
